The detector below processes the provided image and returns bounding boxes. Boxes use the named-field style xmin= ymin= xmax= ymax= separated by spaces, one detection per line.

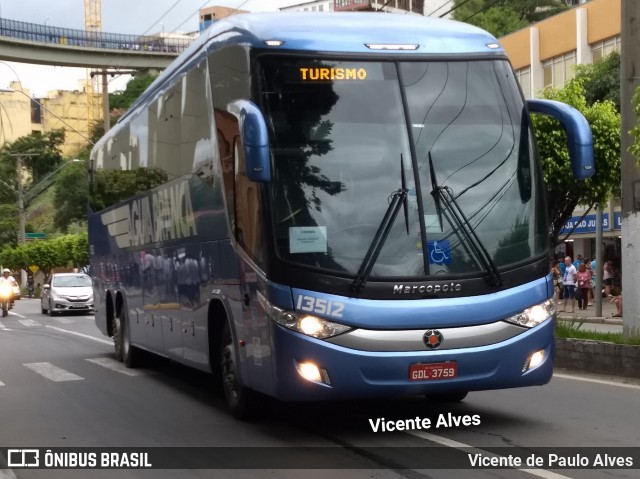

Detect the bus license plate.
xmin=409 ymin=362 xmax=457 ymax=381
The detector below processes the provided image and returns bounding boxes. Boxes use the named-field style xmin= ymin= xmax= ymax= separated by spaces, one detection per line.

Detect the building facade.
xmin=0 ymin=81 xmax=42 ymax=144
xmin=199 ymin=6 xmax=248 ymax=32
xmin=500 ymin=0 xmax=622 ymax=264
xmin=281 ymin=0 xmax=450 ymax=15
xmin=0 ymin=79 xmax=90 ymax=157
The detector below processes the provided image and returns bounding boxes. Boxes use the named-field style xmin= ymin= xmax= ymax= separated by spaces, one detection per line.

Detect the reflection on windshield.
xmin=52 ymin=275 xmax=92 ymax=287
xmin=260 ymin=57 xmax=547 ymax=280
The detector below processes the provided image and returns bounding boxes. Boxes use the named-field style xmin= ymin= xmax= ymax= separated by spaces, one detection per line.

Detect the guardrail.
xmin=0 ymin=17 xmax=193 ymax=54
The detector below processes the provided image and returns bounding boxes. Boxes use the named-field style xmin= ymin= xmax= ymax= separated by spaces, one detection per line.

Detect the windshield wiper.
xmin=429 ymin=156 xmax=503 ymax=287
xmin=351 ymin=156 xmax=410 ymax=292
xmin=428 ymin=152 xmax=444 ymax=232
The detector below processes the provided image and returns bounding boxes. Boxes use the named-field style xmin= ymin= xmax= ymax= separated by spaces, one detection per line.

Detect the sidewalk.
xmin=555 ymin=296 xmax=623 ymax=332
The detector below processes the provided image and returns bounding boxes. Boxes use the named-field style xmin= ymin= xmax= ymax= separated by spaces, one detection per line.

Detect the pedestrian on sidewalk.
xmin=575 ymin=263 xmax=591 ymax=310
xmin=561 ymin=256 xmax=577 ymax=313
xmin=609 ymin=293 xmax=623 ymax=318
xmin=603 ymin=260 xmax=614 ymax=297
xmin=551 ymin=260 xmax=563 ymax=302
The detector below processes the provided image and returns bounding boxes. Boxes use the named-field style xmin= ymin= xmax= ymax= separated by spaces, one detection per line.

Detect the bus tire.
xmin=120 ymin=308 xmax=138 ymax=368
xmin=426 ymin=391 xmax=468 ymax=403
xmin=219 ymin=320 xmax=257 ymax=420
xmin=113 ymin=312 xmax=124 ymax=362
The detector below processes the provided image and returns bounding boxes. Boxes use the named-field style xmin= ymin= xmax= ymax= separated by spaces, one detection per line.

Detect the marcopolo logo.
xmin=423 ymin=330 xmax=444 ymax=349
xmin=393 ymin=282 xmax=462 ymax=295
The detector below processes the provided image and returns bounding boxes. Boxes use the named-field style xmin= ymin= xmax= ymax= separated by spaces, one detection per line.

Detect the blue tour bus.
xmin=88 ymin=12 xmax=594 ymax=418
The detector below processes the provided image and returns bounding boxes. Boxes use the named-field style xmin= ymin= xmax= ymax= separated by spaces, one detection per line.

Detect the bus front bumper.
xmin=269 ymin=317 xmax=555 ymax=401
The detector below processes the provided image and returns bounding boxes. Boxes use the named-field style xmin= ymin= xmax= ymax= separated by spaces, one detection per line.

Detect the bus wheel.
xmin=113 ymin=313 xmax=124 ymax=362
xmin=220 ymin=321 xmax=256 ymax=420
xmin=425 ymin=391 xmax=468 ymax=403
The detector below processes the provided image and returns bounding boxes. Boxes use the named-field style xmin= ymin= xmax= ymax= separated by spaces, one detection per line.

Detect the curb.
xmin=557 ymin=315 xmax=623 ymax=325
xmin=555 ymin=338 xmax=640 ymax=378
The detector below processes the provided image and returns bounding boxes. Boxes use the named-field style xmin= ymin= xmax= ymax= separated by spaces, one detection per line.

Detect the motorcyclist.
xmin=0 ymin=268 xmax=17 ymax=308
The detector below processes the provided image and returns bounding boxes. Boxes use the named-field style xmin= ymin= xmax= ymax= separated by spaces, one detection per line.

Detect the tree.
xmin=109 ymin=73 xmax=158 ymax=111
xmin=574 ymin=51 xmax=620 ymax=112
xmin=532 ymin=80 xmax=621 ymax=247
xmin=451 ymin=0 xmax=568 ymax=38
xmin=0 ymin=204 xmax=19 ymax=247
xmin=52 ymin=161 xmax=89 ymax=232
xmin=0 ymin=129 xmax=65 ymax=186
xmin=0 ymin=234 xmax=88 ymax=283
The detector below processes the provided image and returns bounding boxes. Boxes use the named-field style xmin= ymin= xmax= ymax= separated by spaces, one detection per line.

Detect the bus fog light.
xmin=295 ymin=361 xmax=331 ymax=386
xmin=523 ymin=349 xmax=545 ymax=372
xmin=296 ymin=361 xmax=322 ymax=382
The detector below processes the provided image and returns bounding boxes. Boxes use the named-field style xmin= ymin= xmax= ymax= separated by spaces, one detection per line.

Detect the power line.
xmin=426 ymin=0 xmax=453 ymax=17
xmin=140 ymin=0 xmax=186 ymax=36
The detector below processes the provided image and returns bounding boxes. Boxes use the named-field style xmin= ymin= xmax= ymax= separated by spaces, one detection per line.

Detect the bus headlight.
xmin=505 ymin=299 xmax=556 ymax=328
xmin=258 ymin=292 xmax=352 ymax=339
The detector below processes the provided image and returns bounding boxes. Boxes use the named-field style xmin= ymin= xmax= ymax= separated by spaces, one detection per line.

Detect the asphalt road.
xmin=1 ymin=299 xmax=639 ymax=479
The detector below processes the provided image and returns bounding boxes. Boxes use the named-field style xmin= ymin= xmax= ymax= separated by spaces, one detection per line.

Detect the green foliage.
xmin=630 ymin=85 xmax=640 ymax=164
xmin=89 ymin=168 xmax=169 ymax=211
xmin=0 ymin=233 xmax=88 ymax=281
xmin=109 ymin=73 xmax=158 ymax=111
xmin=451 ymin=0 xmax=567 ymax=37
xmin=0 ymin=129 xmax=65 ymax=186
xmin=532 ymin=81 xmax=621 ymax=247
xmin=556 ymin=320 xmax=640 ymax=344
xmin=573 ymin=51 xmax=620 ymax=112
xmin=0 ymin=204 xmax=18 ymax=247
xmin=53 ymin=161 xmax=89 ymax=232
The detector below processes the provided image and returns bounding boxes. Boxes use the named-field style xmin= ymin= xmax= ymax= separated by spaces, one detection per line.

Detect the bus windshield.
xmin=259 ymin=56 xmax=547 ymax=279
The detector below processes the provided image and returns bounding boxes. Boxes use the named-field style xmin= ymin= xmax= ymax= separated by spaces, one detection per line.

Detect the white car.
xmin=41 ymin=273 xmax=94 ymax=315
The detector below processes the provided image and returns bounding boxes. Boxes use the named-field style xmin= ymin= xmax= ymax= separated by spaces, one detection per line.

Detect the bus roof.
xmin=206 ymin=12 xmax=502 ymax=55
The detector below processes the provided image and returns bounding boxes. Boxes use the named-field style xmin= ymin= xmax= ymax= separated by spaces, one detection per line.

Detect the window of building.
xmin=515 ymin=67 xmax=531 ymax=99
xmin=542 ymin=51 xmax=576 ymax=88
xmin=591 ymin=36 xmax=621 ymax=64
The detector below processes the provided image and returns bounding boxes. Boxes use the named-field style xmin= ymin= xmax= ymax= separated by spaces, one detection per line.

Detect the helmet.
xmin=2 ymin=269 xmax=10 ymax=274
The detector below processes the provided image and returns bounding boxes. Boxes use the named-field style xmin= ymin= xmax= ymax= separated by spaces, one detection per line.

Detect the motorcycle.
xmin=0 ymin=283 xmax=13 ymax=317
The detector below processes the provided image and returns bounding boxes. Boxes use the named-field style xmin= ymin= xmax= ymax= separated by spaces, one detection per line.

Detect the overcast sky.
xmin=1 ymin=0 xmax=301 ymax=96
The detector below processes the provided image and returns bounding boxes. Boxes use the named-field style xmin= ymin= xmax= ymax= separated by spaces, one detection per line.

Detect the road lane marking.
xmin=408 ymin=430 xmax=573 ymax=479
xmin=0 ymin=470 xmax=17 ymax=479
xmin=554 ymin=372 xmax=640 ymax=390
xmin=8 ymin=311 xmax=26 ymax=318
xmin=53 ymin=317 xmax=75 ymax=324
xmin=46 ymin=326 xmax=113 ymax=345
xmin=0 ymin=322 xmax=5 ymax=329
xmin=24 ymin=362 xmax=84 ymax=382
xmin=86 ymin=358 xmax=145 ymax=376
xmin=18 ymin=319 xmax=41 ymax=327
xmin=0 ymin=380 xmax=5 ymax=387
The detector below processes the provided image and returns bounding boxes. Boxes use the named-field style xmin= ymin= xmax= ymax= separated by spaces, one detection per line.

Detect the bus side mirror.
xmin=527 ymin=99 xmax=595 ymax=179
xmin=227 ymin=99 xmax=271 ymax=182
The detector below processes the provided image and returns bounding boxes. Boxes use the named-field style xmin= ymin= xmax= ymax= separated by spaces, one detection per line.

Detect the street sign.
xmin=28 ymin=265 xmax=38 ymax=273
xmin=24 ymin=232 xmax=46 ymax=241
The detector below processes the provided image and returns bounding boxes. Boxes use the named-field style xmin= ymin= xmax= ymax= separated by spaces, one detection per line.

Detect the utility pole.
xmin=17 ymin=154 xmax=25 ymax=247
xmin=620 ymin=0 xmax=640 ymax=338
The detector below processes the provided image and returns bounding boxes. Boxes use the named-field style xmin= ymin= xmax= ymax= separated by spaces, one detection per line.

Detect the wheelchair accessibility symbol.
xmin=427 ymin=240 xmax=452 ymax=265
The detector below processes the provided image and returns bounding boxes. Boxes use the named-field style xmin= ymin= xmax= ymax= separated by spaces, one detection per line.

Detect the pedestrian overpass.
xmin=0 ymin=17 xmax=193 ymax=70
